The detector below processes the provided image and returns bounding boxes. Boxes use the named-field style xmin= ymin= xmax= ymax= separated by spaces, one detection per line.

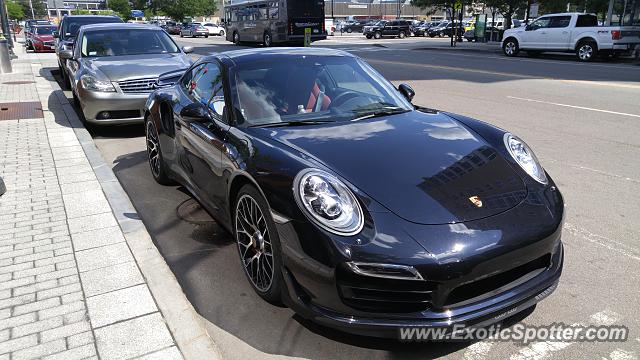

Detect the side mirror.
xmin=180 ymin=103 xmax=209 ymax=123
xmin=398 ymin=83 xmax=415 ymax=102
xmin=53 ymin=31 xmax=59 ymax=38
xmin=182 ymin=46 xmax=194 ymax=54
xmin=59 ymin=49 xmax=73 ymax=60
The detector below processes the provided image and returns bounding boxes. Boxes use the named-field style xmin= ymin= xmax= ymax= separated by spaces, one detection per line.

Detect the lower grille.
xmin=96 ymin=110 xmax=141 ymax=120
xmin=118 ymin=77 xmax=158 ymax=94
xmin=43 ymin=41 xmax=55 ymax=46
xmin=445 ymin=254 xmax=552 ymax=306
xmin=337 ymin=265 xmax=437 ymax=313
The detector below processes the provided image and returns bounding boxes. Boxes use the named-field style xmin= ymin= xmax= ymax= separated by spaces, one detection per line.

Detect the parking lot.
xmin=51 ymin=34 xmax=640 ymax=359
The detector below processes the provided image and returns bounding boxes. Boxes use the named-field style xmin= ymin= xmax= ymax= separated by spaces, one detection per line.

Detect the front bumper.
xmin=77 ymin=86 xmax=148 ymax=125
xmin=276 ymin=182 xmax=565 ymax=338
xmin=32 ymin=41 xmax=56 ymax=52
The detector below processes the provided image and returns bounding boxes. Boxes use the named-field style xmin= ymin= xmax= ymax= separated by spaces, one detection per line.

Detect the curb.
xmin=43 ymin=69 xmax=222 ymax=360
xmin=413 ymin=45 xmax=502 ymax=54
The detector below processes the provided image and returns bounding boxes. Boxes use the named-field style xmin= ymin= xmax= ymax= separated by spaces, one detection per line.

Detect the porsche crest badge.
xmin=469 ymin=196 xmax=483 ymax=208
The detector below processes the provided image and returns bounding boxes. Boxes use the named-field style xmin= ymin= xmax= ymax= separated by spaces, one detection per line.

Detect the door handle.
xmin=190 ymin=122 xmax=222 ymax=146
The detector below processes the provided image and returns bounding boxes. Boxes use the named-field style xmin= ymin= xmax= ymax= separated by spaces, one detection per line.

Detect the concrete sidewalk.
xmin=1 ymin=44 xmax=219 ymax=359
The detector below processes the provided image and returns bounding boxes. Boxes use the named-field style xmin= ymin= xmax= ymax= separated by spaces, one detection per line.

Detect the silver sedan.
xmin=59 ymin=23 xmax=193 ymax=125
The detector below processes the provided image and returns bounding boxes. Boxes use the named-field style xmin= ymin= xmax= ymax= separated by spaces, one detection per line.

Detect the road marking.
xmin=507 ymin=96 xmax=640 ymax=118
xmin=463 ymin=341 xmax=495 ymax=360
xmin=590 ymin=310 xmax=621 ymax=326
xmin=368 ymin=58 xmax=533 ymax=78
xmin=542 ymin=159 xmax=639 ymax=184
xmin=563 ymin=222 xmax=640 ymax=262
xmin=510 ymin=340 xmax=573 ymax=360
xmin=367 ymin=59 xmax=640 ymax=90
xmin=608 ymin=349 xmax=638 ymax=360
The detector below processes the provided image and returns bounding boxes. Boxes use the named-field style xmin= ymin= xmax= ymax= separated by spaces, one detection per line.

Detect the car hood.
xmin=83 ymin=53 xmax=192 ymax=81
xmin=254 ymin=110 xmax=527 ymax=225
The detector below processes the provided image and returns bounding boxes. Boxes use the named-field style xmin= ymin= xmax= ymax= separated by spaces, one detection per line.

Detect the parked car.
xmin=55 ymin=15 xmax=123 ymax=89
xmin=23 ymin=19 xmax=51 ymax=43
xmin=413 ymin=21 xmax=440 ymax=37
xmin=364 ymin=20 xmax=412 ymax=39
xmin=341 ymin=20 xmax=371 ymax=34
xmin=325 ymin=18 xmax=336 ymax=36
xmin=203 ymin=22 xmax=225 ymax=36
xmin=180 ymin=24 xmax=209 ymax=38
xmin=58 ymin=24 xmax=193 ymax=125
xmin=165 ymin=21 xmax=182 ymax=35
xmin=428 ymin=22 xmax=465 ymax=38
xmin=143 ymin=47 xmax=564 ymax=338
xmin=27 ymin=25 xmax=57 ymax=52
xmin=502 ymin=12 xmax=640 ymax=61
xmin=0 ymin=176 xmax=5 ymax=196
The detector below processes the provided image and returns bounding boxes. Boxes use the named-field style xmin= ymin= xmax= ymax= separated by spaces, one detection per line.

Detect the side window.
xmin=269 ymin=2 xmax=279 ymax=19
xmin=548 ymin=16 xmax=571 ymax=28
xmin=576 ymin=15 xmax=598 ymax=27
xmin=193 ymin=63 xmax=225 ymax=120
xmin=529 ymin=17 xmax=551 ymax=30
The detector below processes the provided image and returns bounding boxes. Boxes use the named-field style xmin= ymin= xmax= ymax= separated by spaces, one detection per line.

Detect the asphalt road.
xmin=60 ymin=35 xmax=640 ymax=360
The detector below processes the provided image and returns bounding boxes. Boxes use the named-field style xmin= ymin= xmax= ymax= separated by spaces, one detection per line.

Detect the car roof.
xmin=539 ymin=12 xmax=595 ymax=16
xmin=79 ymin=23 xmax=161 ymax=31
xmin=63 ymin=15 xmax=120 ymax=19
xmin=209 ymin=47 xmax=355 ymax=65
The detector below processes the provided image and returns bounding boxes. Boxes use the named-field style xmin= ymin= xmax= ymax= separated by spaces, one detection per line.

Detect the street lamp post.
xmin=0 ymin=0 xmax=14 ymax=49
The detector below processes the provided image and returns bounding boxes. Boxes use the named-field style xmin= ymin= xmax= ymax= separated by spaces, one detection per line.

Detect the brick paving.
xmin=0 ymin=45 xmax=183 ymax=359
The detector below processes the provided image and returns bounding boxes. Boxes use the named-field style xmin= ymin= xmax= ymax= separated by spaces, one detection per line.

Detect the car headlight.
xmin=504 ymin=133 xmax=548 ymax=184
xmin=294 ymin=169 xmax=364 ymax=236
xmin=80 ymin=74 xmax=115 ymax=92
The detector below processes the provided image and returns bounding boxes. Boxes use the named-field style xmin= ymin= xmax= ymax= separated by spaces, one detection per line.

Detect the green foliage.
xmin=7 ymin=0 xmax=25 ymax=20
xmin=15 ymin=0 xmax=47 ymax=18
xmin=108 ymin=0 xmax=131 ymax=20
xmin=71 ymin=9 xmax=93 ymax=15
xmin=158 ymin=0 xmax=219 ymax=21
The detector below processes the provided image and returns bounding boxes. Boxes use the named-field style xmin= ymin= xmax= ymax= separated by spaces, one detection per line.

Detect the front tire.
xmin=576 ymin=40 xmax=597 ymax=62
xmin=398 ymin=31 xmax=406 ymax=39
xmin=220 ymin=30 xmax=225 ymax=36
xmin=503 ymin=38 xmax=519 ymax=57
xmin=374 ymin=31 xmax=381 ymax=40
xmin=233 ymin=32 xmax=240 ymax=45
xmin=146 ymin=119 xmax=173 ymax=185
xmin=234 ymin=185 xmax=283 ymax=304
xmin=365 ymin=34 xmax=372 ymax=39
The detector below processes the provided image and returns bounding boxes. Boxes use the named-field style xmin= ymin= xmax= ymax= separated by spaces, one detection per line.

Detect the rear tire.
xmin=398 ymin=31 xmax=406 ymax=39
xmin=233 ymin=32 xmax=241 ymax=45
xmin=502 ymin=38 xmax=519 ymax=57
xmin=347 ymin=28 xmax=352 ymax=33
xmin=220 ymin=30 xmax=225 ymax=36
xmin=145 ymin=119 xmax=174 ymax=185
xmin=576 ymin=40 xmax=597 ymax=62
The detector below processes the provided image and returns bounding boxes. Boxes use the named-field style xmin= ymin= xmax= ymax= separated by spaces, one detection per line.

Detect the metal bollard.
xmin=0 ymin=38 xmax=12 ymax=73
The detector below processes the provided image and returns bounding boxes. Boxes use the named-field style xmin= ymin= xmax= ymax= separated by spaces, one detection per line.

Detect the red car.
xmin=28 ymin=25 xmax=57 ymax=52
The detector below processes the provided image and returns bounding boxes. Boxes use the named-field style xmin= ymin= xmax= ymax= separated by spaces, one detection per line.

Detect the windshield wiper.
xmin=249 ymin=120 xmax=335 ymax=128
xmin=351 ymin=107 xmax=410 ymax=122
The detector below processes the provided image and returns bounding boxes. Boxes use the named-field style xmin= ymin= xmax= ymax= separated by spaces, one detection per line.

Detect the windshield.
xmin=62 ymin=17 xmax=123 ymax=39
xmin=35 ymin=26 xmax=56 ymax=35
xmin=81 ymin=29 xmax=179 ymax=57
xmin=233 ymin=56 xmax=413 ymax=127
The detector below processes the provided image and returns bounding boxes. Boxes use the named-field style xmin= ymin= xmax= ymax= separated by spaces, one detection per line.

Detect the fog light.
xmin=100 ymin=111 xmax=110 ymax=119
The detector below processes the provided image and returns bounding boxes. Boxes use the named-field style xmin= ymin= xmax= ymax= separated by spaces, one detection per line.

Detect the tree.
xmin=485 ymin=0 xmax=526 ymax=29
xmin=16 ymin=0 xmax=46 ymax=18
xmin=158 ymin=0 xmax=218 ymax=21
xmin=108 ymin=0 xmax=131 ymax=20
xmin=7 ymin=0 xmax=25 ymax=20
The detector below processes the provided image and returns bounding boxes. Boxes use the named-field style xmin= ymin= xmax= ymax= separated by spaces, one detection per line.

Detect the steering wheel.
xmin=330 ymin=91 xmax=360 ymax=108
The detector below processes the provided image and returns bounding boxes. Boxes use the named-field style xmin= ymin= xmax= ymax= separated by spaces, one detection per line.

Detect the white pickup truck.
xmin=502 ymin=12 xmax=640 ymax=61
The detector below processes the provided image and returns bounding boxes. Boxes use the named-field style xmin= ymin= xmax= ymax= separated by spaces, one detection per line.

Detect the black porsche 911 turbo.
xmin=143 ymin=48 xmax=564 ymax=338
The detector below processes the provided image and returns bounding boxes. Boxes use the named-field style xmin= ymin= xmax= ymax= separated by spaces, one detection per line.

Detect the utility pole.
xmin=525 ymin=0 xmax=531 ymax=23
xmin=0 ymin=0 xmax=14 ymax=49
xmin=397 ymin=0 xmax=401 ymax=18
xmin=331 ymin=0 xmax=334 ymax=20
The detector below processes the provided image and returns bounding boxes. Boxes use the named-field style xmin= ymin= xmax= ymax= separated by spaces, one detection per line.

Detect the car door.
xmin=384 ymin=21 xmax=398 ymax=36
xmin=521 ymin=16 xmax=551 ymax=49
xmin=175 ymin=62 xmax=231 ymax=213
xmin=545 ymin=15 xmax=572 ymax=49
